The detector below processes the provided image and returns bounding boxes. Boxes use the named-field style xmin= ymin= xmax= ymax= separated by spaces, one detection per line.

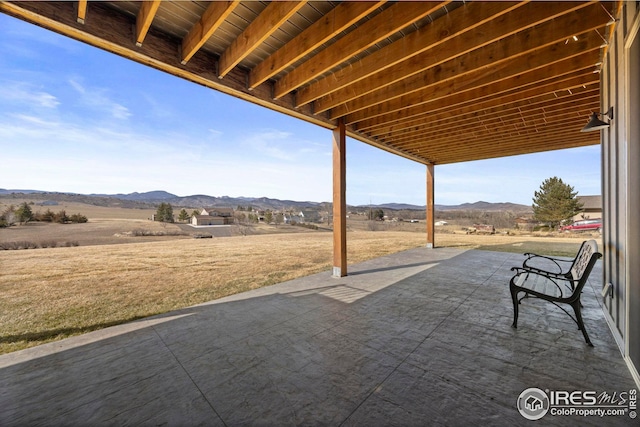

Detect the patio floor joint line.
xmin=151 ymin=326 xmax=228 ymax=427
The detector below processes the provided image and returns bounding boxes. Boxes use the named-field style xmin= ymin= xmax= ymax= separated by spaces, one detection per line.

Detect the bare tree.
xmin=274 ymin=213 xmax=284 ymax=227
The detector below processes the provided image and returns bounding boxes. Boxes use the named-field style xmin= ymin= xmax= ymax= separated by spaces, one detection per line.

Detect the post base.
xmin=332 ymin=267 xmax=346 ymax=277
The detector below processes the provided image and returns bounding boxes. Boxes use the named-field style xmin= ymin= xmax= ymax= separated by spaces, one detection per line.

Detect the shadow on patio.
xmin=0 ymin=247 xmax=636 ymax=426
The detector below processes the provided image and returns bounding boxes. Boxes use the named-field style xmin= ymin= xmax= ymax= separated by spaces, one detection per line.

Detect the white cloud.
xmin=68 ymin=78 xmax=131 ymax=120
xmin=240 ymin=129 xmax=329 ymax=162
xmin=0 ymin=81 xmax=60 ymax=108
xmin=242 ymin=130 xmax=295 ymax=161
xmin=110 ymin=104 xmax=131 ymax=120
xmin=7 ymin=113 xmax=60 ymax=127
xmin=208 ymin=129 xmax=223 ymax=140
xmin=140 ymin=92 xmax=174 ymax=119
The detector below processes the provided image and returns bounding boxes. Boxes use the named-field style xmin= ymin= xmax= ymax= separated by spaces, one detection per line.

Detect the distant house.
xmin=191 ymin=207 xmax=234 ymax=226
xmin=283 ymin=213 xmax=303 ymax=224
xmin=201 ymin=207 xmax=234 ymax=217
xmin=299 ymin=210 xmax=320 ymax=223
xmin=574 ymin=195 xmax=602 ymax=221
xmin=282 ymin=210 xmax=320 ymax=224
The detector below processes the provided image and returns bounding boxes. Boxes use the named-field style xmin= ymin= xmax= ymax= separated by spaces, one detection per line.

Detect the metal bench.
xmin=509 ymin=240 xmax=602 ymax=346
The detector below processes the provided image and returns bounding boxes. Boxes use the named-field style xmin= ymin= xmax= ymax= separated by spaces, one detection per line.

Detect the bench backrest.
xmin=570 ymin=239 xmax=602 ymax=284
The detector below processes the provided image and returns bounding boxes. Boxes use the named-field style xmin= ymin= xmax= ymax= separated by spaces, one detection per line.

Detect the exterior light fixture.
xmin=581 ymin=106 xmax=614 ymax=132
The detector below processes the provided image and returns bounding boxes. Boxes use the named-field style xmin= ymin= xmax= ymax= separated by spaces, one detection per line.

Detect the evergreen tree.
xmin=156 ymin=203 xmax=174 ymax=222
xmin=532 ymin=177 xmax=583 ymax=229
xmin=178 ymin=209 xmax=190 ymax=222
xmin=264 ymin=210 xmax=273 ymax=224
xmin=15 ymin=202 xmax=33 ymax=224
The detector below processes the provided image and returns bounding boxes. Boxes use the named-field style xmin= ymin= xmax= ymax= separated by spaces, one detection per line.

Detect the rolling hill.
xmin=0 ymin=189 xmax=531 ymax=212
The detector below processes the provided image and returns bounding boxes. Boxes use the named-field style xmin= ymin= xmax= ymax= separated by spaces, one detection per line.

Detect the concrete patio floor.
xmin=0 ymin=247 xmax=637 ymax=426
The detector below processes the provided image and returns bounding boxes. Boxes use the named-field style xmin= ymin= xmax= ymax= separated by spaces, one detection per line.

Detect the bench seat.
xmin=513 ymin=272 xmax=565 ymax=299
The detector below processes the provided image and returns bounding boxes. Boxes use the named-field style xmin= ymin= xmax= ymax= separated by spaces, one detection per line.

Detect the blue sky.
xmin=0 ymin=14 xmax=601 ymax=207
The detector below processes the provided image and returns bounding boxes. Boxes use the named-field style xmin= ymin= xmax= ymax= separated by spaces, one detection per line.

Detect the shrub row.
xmin=130 ymin=229 xmax=187 ymax=237
xmin=291 ymin=221 xmax=319 ymax=230
xmin=36 ymin=210 xmax=88 ymax=224
xmin=1 ymin=206 xmax=88 ymax=227
xmin=0 ymin=241 xmax=80 ymax=250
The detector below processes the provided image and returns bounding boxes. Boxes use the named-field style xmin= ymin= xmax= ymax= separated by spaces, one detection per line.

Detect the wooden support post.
xmin=332 ymin=119 xmax=347 ymax=277
xmin=426 ymin=163 xmax=435 ymax=248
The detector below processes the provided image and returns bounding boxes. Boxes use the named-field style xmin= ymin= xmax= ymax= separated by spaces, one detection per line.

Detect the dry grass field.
xmin=0 ymin=231 xmax=428 ymax=354
xmin=0 ymin=200 xmax=601 ymax=355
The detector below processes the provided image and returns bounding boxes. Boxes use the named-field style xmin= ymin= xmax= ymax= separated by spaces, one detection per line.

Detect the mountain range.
xmin=0 ymin=189 xmax=532 ymax=212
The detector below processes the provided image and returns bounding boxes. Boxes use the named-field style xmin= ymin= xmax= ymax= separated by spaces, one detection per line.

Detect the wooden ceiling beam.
xmin=344 ymin=42 xmax=601 ymax=126
xmin=423 ymin=135 xmax=599 ymax=164
xmin=395 ymin=116 xmax=595 ymax=153
xmin=398 ymin=126 xmax=592 ymax=155
xmin=379 ymin=90 xmax=600 ymax=142
xmin=365 ymin=78 xmax=599 ymax=136
xmin=181 ymin=0 xmax=239 ymax=64
xmin=394 ymin=106 xmax=595 ymax=146
xmin=388 ymin=107 xmax=600 ymax=150
xmin=361 ymin=75 xmax=598 ymax=134
xmin=385 ymin=99 xmax=600 ymax=146
xmin=295 ymin=1 xmax=521 ymax=108
xmin=431 ymin=136 xmax=599 ymax=164
xmin=465 ymin=104 xmax=596 ymax=133
xmin=273 ymin=1 xmax=450 ymax=99
xmin=218 ymin=1 xmax=307 ymax=78
xmin=332 ymin=8 xmax=609 ymax=120
xmin=135 ymin=0 xmax=161 ymax=47
xmin=421 ymin=124 xmax=595 ymax=149
xmin=316 ymin=1 xmax=599 ymax=115
xmin=400 ymin=131 xmax=597 ymax=165
xmin=358 ymin=70 xmax=598 ymax=132
xmin=432 ymin=143 xmax=591 ymax=164
xmin=76 ymin=0 xmax=87 ymax=24
xmin=248 ymin=1 xmax=385 ymax=90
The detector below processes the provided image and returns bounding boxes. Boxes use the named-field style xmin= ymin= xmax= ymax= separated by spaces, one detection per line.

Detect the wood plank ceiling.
xmin=0 ymin=1 xmax=616 ymax=165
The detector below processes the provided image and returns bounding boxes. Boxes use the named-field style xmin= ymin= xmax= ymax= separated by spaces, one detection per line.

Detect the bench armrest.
xmin=522 ymin=253 xmax=572 ymax=275
xmin=512 ymin=266 xmax=576 ymax=282
xmin=511 ymin=266 xmax=565 ymax=280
